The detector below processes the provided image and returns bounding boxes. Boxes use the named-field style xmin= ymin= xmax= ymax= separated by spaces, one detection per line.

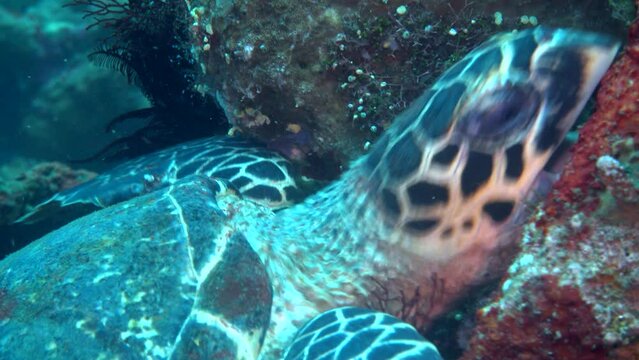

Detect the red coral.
xmin=461 ymin=4 xmax=639 ymax=359
xmin=542 ymin=9 xmax=639 ymax=225
xmin=462 ymin=276 xmax=605 ymax=360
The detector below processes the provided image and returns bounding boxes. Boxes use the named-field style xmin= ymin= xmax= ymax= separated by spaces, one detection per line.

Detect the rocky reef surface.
xmin=185 ymin=0 xmax=628 ymax=169
xmin=458 ymin=5 xmax=639 ymax=359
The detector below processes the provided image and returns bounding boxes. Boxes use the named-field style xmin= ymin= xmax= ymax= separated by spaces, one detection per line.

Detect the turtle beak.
xmin=529 ymin=27 xmax=620 ymax=152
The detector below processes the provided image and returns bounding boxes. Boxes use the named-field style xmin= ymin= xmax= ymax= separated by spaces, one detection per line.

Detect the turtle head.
xmin=452 ymin=27 xmax=619 ymax=154
xmin=363 ymin=27 xmax=619 ymax=260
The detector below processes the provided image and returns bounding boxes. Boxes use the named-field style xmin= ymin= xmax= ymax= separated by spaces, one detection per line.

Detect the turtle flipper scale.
xmin=284 ymin=307 xmax=442 ymax=360
xmin=16 ymin=136 xmax=308 ymax=227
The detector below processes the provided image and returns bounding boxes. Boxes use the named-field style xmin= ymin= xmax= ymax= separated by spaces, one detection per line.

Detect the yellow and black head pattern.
xmin=363 ymin=27 xmax=619 ymax=259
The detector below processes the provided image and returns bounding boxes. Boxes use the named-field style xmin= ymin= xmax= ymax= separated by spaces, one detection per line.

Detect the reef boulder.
xmin=184 ymin=0 xmax=628 ymax=169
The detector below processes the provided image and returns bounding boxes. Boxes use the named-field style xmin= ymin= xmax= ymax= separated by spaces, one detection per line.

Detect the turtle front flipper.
xmin=284 ymin=307 xmax=442 ymax=360
xmin=15 ymin=136 xmax=310 ymax=232
xmin=0 ymin=175 xmax=271 ymax=359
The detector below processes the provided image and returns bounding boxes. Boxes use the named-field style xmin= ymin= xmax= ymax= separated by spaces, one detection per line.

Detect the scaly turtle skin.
xmin=284 ymin=307 xmax=441 ymax=359
xmin=0 ymin=27 xmax=619 ymax=359
xmin=17 ymin=136 xmax=314 ymax=227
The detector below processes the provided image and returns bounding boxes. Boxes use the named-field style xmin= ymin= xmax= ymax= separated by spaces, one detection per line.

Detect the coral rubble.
xmin=461 ymin=5 xmax=639 ymax=359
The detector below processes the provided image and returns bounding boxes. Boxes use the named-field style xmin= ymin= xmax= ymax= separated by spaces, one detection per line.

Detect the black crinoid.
xmin=70 ymin=0 xmax=227 ymax=161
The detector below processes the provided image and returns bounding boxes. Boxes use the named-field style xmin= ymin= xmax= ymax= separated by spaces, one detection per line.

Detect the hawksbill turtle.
xmin=0 ymin=27 xmax=619 ymax=359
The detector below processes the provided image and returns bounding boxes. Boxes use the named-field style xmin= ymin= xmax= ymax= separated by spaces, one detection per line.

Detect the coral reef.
xmin=0 ymin=160 xmax=96 ymax=259
xmin=185 ymin=0 xmax=627 ymax=169
xmin=0 ymin=0 xmax=148 ymax=164
xmin=460 ymin=5 xmax=639 ymax=359
xmin=21 ymin=63 xmax=149 ymax=162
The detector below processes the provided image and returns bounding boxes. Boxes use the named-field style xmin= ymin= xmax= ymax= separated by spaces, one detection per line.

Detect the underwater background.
xmin=0 ymin=0 xmax=638 ymax=359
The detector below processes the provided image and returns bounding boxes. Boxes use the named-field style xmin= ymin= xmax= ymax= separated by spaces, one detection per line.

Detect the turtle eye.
xmin=458 ymin=84 xmax=540 ymax=139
